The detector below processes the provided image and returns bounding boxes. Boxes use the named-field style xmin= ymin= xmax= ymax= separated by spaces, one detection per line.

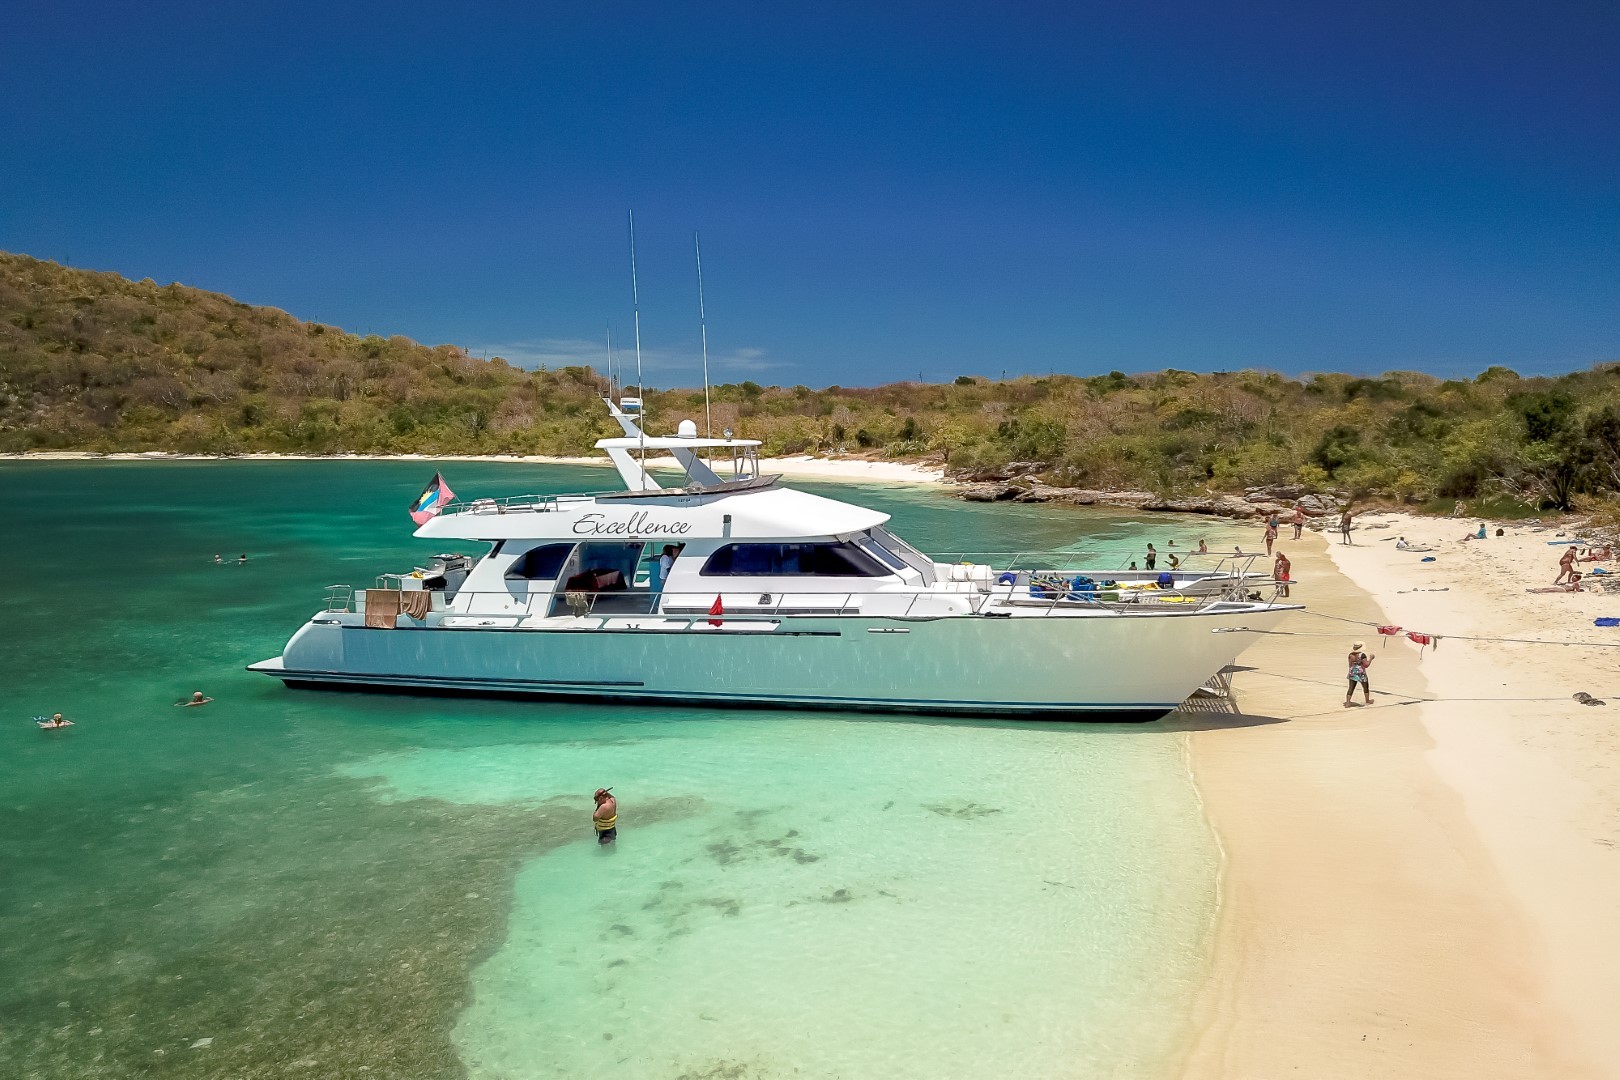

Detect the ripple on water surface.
xmin=344 ymin=713 xmax=1218 ymax=1079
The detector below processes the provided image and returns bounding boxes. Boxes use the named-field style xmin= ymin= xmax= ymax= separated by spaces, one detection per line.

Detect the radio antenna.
xmin=628 ymin=210 xmax=647 ymax=482
xmin=695 ymin=230 xmax=714 ymax=455
xmin=604 ymin=326 xmax=615 ymax=401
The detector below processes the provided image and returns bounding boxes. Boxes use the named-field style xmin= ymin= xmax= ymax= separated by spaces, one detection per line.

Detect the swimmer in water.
xmin=177 ymin=692 xmax=213 ymax=707
xmin=238 ymin=554 xmax=248 ymax=564
xmin=37 ymin=713 xmax=74 ymax=729
xmin=214 ymin=554 xmax=223 ymax=565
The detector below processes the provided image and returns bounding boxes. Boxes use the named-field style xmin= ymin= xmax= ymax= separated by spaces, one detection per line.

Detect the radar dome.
xmin=677 ymin=419 xmax=698 ymax=438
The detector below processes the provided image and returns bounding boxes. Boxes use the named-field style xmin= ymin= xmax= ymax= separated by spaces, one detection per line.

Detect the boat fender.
xmin=996 ymin=572 xmax=1018 ymax=586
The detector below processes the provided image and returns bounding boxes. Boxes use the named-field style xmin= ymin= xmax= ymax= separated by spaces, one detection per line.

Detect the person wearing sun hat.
xmin=1344 ymin=641 xmax=1373 ymax=708
xmin=592 ymin=788 xmax=617 ymax=845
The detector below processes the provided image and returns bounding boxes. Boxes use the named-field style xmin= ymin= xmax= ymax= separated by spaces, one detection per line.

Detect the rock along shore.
xmin=951 ymin=477 xmax=1342 ymax=520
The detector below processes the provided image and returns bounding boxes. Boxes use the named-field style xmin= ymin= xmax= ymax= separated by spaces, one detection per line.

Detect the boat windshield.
xmin=867 ymin=527 xmax=935 ymax=583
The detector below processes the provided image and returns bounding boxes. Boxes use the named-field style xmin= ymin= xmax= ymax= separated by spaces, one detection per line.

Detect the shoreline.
xmin=0 ymin=450 xmax=946 ymax=485
xmin=1178 ymin=518 xmax=1613 ymax=1077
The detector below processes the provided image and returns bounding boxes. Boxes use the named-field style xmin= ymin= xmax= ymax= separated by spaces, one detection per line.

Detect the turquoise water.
xmin=0 ymin=461 xmax=1249 ymax=1079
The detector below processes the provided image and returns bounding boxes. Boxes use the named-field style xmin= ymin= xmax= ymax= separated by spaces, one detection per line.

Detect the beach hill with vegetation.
xmin=4 ymin=251 xmax=1620 ymax=513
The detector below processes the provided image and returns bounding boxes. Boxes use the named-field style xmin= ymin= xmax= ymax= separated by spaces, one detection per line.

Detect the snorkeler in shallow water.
xmin=176 ymin=691 xmax=213 ymax=707
xmin=36 ymin=713 xmax=74 ymax=729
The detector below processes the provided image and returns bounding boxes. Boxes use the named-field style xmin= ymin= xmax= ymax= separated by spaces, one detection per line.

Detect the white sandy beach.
xmin=0 ymin=450 xmax=946 ymax=484
xmin=1181 ymin=513 xmax=1618 ymax=1078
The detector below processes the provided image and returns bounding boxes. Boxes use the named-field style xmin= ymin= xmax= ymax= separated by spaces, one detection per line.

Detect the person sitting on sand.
xmin=1345 ymin=642 xmax=1373 ymax=708
xmin=177 ymin=691 xmax=213 ymax=708
xmin=1556 ymin=546 xmax=1578 ymax=584
xmin=1461 ymin=522 xmax=1488 ymax=542
xmin=37 ymin=712 xmax=74 ymax=729
xmin=1580 ymin=545 xmax=1613 ymax=562
xmin=1395 ymin=536 xmax=1411 ymax=550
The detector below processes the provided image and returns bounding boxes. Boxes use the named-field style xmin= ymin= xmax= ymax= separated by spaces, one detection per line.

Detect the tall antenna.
xmin=605 ymin=326 xmax=615 ymax=400
xmin=695 ymin=231 xmax=713 ymax=444
xmin=628 ymin=210 xmax=647 ymax=480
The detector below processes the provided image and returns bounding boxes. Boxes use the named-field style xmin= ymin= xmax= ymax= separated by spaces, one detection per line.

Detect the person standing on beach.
xmin=1291 ymin=504 xmax=1305 ymax=540
xmin=1273 ymin=551 xmax=1291 ymax=597
xmin=1144 ymin=544 xmax=1157 ymax=570
xmin=1263 ymin=519 xmax=1278 ymax=555
xmin=1556 ymin=545 xmax=1579 ymax=584
xmin=593 ymin=788 xmax=617 ymax=845
xmin=1345 ymin=642 xmax=1373 ymax=707
xmin=1339 ymin=509 xmax=1354 ymax=545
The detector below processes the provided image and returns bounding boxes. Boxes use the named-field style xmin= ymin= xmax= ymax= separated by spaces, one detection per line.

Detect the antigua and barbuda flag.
xmin=409 ymin=472 xmax=456 ymax=525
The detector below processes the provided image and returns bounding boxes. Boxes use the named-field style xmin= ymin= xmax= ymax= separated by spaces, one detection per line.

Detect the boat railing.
xmin=316 ymin=575 xmax=1282 ymax=621
xmin=436 ymin=491 xmax=617 ymax=516
xmin=929 ymin=550 xmax=1268 ymax=574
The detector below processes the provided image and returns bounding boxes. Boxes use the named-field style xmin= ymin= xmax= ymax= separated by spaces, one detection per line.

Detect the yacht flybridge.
xmin=249 ymin=400 xmax=1298 ymax=719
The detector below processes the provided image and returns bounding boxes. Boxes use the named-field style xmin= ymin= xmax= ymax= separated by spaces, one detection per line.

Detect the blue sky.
xmin=3 ymin=1 xmax=1615 ymax=385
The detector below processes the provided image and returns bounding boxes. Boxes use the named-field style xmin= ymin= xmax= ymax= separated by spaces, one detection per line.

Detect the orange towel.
xmin=400 ymin=591 xmax=432 ymax=620
xmin=364 ymin=589 xmax=401 ymax=629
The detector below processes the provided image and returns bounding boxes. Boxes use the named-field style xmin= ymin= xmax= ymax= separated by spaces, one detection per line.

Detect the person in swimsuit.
xmin=1263 ymin=521 xmax=1278 ymax=555
xmin=1556 ymin=546 xmax=1578 ymax=584
xmin=177 ymin=692 xmax=213 ymax=707
xmin=1345 ymin=642 xmax=1373 ymax=707
xmin=1273 ymin=551 xmax=1291 ymax=597
xmin=38 ymin=712 xmax=74 ymax=729
xmin=1339 ymin=510 xmax=1354 ymax=545
xmin=1291 ymin=504 xmax=1305 ymax=540
xmin=1197 ymin=539 xmax=1208 ymax=555
xmin=593 ymin=788 xmax=617 ymax=845
xmin=1144 ymin=544 xmax=1157 ymax=570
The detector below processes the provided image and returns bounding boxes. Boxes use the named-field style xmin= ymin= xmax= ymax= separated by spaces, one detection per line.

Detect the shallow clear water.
xmin=0 ymin=461 xmax=1249 ymax=1079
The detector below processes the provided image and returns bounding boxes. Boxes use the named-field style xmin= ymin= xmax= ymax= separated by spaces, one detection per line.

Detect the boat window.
xmin=504 ymin=543 xmax=576 ymax=581
xmin=859 ymin=532 xmax=910 ymax=573
xmin=700 ymin=542 xmax=889 ymax=577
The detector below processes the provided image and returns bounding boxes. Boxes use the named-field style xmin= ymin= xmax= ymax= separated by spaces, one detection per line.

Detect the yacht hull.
xmin=249 ymin=605 xmax=1293 ymax=719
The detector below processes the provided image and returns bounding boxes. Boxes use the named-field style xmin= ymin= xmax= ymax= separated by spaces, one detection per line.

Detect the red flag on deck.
xmin=708 ymin=595 xmax=724 ymax=627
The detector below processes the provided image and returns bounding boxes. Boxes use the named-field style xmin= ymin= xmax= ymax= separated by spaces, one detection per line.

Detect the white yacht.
xmin=249 ymin=402 xmax=1297 ymax=719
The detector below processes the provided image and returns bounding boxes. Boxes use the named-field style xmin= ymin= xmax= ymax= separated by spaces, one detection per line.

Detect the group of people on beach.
xmin=1555 ymin=543 xmax=1612 ymax=590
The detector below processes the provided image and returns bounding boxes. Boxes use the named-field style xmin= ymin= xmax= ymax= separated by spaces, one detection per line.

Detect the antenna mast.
xmin=628 ymin=210 xmax=647 ymax=482
xmin=605 ymin=326 xmax=615 ymax=401
xmin=695 ymin=231 xmax=714 ymax=451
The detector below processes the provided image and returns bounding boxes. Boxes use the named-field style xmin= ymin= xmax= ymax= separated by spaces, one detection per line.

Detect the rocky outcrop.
xmin=952 ymin=480 xmax=1343 ymax=520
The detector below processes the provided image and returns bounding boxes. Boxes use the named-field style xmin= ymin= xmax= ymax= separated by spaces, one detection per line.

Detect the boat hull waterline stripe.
xmin=252 ymin=664 xmax=1180 ymax=717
